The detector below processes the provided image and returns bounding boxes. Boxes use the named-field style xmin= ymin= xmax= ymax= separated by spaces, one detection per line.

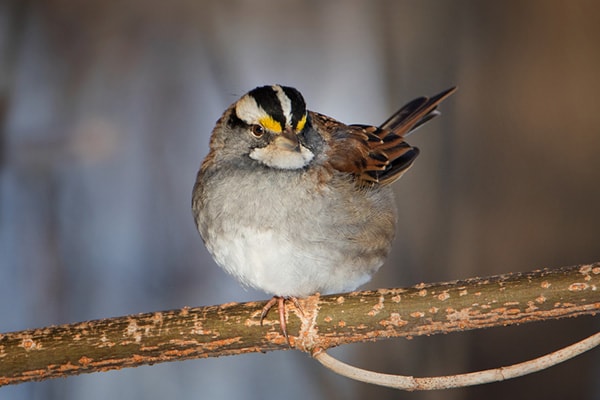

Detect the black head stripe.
xmin=281 ymin=86 xmax=307 ymax=128
xmin=228 ymin=109 xmax=247 ymax=129
xmin=248 ymin=86 xmax=286 ymax=128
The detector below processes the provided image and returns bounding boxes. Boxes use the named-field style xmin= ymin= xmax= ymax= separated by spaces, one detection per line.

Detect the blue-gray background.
xmin=2 ymin=1 xmax=600 ymax=399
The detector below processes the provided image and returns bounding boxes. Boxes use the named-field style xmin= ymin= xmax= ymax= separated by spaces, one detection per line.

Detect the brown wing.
xmin=318 ymin=87 xmax=456 ymax=187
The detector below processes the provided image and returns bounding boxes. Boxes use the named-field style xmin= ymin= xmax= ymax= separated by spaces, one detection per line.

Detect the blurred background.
xmin=1 ymin=0 xmax=600 ymax=399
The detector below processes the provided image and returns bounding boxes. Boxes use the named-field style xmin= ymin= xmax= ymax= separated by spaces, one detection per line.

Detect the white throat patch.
xmin=250 ymin=144 xmax=314 ymax=170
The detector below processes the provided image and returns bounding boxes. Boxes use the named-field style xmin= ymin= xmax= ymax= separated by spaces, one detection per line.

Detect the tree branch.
xmin=1 ymin=263 xmax=599 ymax=387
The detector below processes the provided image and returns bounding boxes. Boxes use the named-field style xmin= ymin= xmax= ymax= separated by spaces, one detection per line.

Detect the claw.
xmin=260 ymin=296 xmax=303 ymax=345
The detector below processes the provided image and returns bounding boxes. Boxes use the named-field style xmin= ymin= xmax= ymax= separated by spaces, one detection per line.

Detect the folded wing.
xmin=323 ymin=87 xmax=456 ymax=186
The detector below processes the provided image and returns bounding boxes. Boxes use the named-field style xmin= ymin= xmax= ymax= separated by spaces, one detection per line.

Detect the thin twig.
xmin=313 ymin=331 xmax=600 ymax=390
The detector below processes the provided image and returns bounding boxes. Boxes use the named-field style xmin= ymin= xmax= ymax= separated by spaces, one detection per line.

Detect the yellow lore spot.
xmin=296 ymin=114 xmax=307 ymax=132
xmin=258 ymin=116 xmax=282 ymax=133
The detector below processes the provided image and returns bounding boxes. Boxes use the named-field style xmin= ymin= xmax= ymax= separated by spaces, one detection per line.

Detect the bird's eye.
xmin=250 ymin=124 xmax=265 ymax=138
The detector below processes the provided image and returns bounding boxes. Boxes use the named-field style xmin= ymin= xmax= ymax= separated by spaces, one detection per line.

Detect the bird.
xmin=192 ymin=84 xmax=456 ymax=341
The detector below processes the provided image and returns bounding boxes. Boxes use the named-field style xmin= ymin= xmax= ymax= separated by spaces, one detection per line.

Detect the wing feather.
xmin=319 ymin=87 xmax=456 ymax=186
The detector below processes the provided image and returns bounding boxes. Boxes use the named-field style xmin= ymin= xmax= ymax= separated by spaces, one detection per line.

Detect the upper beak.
xmin=273 ymin=128 xmax=300 ymax=152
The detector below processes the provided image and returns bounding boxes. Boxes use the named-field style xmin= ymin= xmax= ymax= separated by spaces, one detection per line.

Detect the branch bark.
xmin=1 ymin=263 xmax=599 ymax=387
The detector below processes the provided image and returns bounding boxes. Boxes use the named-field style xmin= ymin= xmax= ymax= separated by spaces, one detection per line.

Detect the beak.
xmin=273 ymin=128 xmax=300 ymax=152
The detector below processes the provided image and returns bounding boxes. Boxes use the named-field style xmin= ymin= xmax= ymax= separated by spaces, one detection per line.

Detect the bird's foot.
xmin=260 ymin=296 xmax=304 ymax=345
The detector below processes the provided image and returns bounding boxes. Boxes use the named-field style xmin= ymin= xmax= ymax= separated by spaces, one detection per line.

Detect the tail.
xmin=379 ymin=86 xmax=457 ymax=136
xmin=359 ymin=87 xmax=457 ymax=185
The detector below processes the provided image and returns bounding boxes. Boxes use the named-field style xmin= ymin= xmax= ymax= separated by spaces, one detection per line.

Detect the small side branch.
xmin=1 ymin=263 xmax=599 ymax=387
xmin=313 ymin=332 xmax=600 ymax=390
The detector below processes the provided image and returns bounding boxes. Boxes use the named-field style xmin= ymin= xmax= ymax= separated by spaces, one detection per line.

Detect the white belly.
xmin=196 ymin=169 xmax=396 ymax=297
xmin=206 ymin=226 xmax=374 ymax=297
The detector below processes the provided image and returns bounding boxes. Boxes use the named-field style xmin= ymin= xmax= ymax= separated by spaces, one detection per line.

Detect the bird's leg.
xmin=260 ymin=296 xmax=304 ymax=344
xmin=277 ymin=297 xmax=288 ymax=341
xmin=260 ymin=296 xmax=280 ymax=325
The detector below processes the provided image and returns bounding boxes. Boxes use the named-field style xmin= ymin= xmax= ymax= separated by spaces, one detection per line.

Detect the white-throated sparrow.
xmin=192 ymin=85 xmax=455 ymax=340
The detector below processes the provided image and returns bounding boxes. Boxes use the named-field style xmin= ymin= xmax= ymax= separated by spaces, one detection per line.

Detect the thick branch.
xmin=1 ymin=263 xmax=599 ymax=386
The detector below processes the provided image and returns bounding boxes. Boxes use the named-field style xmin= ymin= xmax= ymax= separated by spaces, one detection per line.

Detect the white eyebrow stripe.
xmin=273 ymin=85 xmax=292 ymax=128
xmin=235 ymin=94 xmax=266 ymax=125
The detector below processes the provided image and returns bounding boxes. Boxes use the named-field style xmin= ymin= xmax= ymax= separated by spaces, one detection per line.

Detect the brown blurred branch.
xmin=1 ymin=263 xmax=599 ymax=387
